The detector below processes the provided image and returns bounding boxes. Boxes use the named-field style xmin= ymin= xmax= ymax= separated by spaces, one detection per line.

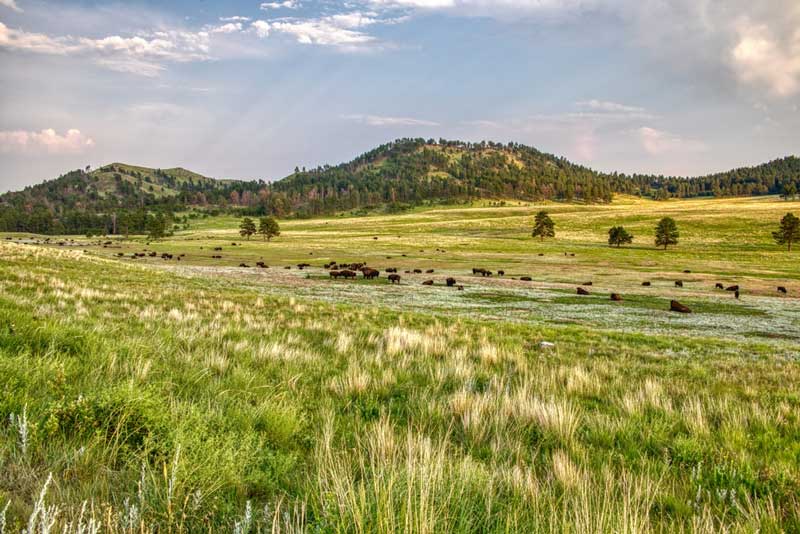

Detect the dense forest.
xmin=1 ymin=138 xmax=798 ymax=234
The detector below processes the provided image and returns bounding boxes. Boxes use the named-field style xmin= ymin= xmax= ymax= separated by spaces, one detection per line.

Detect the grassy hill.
xmin=1 ymin=139 xmax=798 ymax=234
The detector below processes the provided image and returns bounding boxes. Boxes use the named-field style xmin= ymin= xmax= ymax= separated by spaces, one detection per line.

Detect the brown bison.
xmin=642 ymin=281 xmax=651 ymax=287
xmin=385 ymin=268 xmax=398 ymax=273
xmin=520 ymin=277 xmax=532 ymax=282
xmin=239 ymin=263 xmax=249 ymax=268
xmin=610 ymin=293 xmax=623 ymax=301
xmin=422 ymin=280 xmax=434 ymax=286
xmin=340 ymin=270 xmax=357 ymax=279
xmin=778 ymin=286 xmax=788 ymax=294
xmin=670 ymin=300 xmax=692 ymax=313
xmin=330 ymin=270 xmax=341 ymax=279
xmin=426 ymin=269 xmax=435 ymax=274
xmin=582 ymin=281 xmax=593 ymax=286
xmin=497 ymin=270 xmax=505 ymax=276
xmin=362 ymin=268 xmax=380 ymax=279
xmin=715 ymin=283 xmax=724 ymax=289
xmin=388 ymin=274 xmax=401 ymax=284
xmin=446 ymin=277 xmax=456 ymax=287
xmin=726 ymin=285 xmax=739 ymax=292
xmin=577 ymin=287 xmax=591 ymax=295
xmin=675 ymin=281 xmax=683 ymax=288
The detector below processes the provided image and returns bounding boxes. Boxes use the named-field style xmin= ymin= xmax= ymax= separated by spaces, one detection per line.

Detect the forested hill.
xmin=1 ymin=138 xmax=798 ymax=234
xmin=270 ymin=139 xmax=800 ymax=215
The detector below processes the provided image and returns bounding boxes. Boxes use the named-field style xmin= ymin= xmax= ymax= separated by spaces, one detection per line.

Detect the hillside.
xmin=1 ymin=138 xmax=799 ymax=234
xmin=271 ymin=139 xmax=800 ymax=215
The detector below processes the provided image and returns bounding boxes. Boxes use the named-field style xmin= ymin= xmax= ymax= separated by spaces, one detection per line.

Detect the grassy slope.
xmin=1 ymin=196 xmax=800 ymax=532
xmin=88 ymin=163 xmax=216 ymax=199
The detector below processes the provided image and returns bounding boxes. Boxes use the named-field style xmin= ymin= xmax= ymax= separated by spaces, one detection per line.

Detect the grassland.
xmin=1 ymin=196 xmax=799 ymax=532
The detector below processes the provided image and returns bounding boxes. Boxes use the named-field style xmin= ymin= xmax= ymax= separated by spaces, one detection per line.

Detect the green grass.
xmin=1 ymin=196 xmax=799 ymax=532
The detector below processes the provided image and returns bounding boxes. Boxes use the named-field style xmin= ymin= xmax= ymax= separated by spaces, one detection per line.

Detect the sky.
xmin=0 ymin=0 xmax=799 ymax=192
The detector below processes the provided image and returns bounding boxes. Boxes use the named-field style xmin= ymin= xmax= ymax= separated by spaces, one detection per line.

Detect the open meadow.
xmin=1 ymin=196 xmax=799 ymax=532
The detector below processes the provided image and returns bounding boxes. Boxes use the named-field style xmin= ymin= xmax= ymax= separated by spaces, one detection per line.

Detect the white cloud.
xmin=210 ymin=22 xmax=243 ymax=34
xmin=343 ymin=114 xmax=439 ymax=126
xmin=576 ymin=99 xmax=645 ymax=114
xmin=0 ymin=128 xmax=95 ymax=154
xmin=260 ymin=1 xmax=299 ymax=10
xmin=0 ymin=22 xmax=211 ymax=76
xmin=252 ymin=12 xmax=381 ymax=48
xmin=731 ymin=18 xmax=800 ymax=97
xmin=0 ymin=0 xmax=22 ymax=12
xmin=637 ymin=127 xmax=705 ymax=156
xmin=220 ymin=16 xmax=251 ymax=22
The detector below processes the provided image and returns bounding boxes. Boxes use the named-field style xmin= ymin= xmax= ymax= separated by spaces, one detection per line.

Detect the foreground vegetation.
xmin=1 ymin=196 xmax=799 ymax=532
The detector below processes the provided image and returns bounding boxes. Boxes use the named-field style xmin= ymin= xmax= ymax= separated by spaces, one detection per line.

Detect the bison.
xmin=340 ymin=270 xmax=357 ymax=279
xmin=446 ymin=277 xmax=456 ymax=287
xmin=610 ymin=293 xmax=623 ymax=301
xmin=726 ymin=285 xmax=739 ymax=292
xmin=582 ymin=281 xmax=593 ymax=286
xmin=778 ymin=286 xmax=788 ymax=294
xmin=422 ymin=280 xmax=434 ymax=286
xmin=675 ymin=281 xmax=683 ymax=288
xmin=642 ymin=281 xmax=651 ymax=287
xmin=362 ymin=268 xmax=380 ymax=280
xmin=577 ymin=287 xmax=591 ymax=295
xmin=426 ymin=269 xmax=434 ymax=274
xmin=385 ymin=268 xmax=398 ymax=273
xmin=670 ymin=300 xmax=692 ymax=313
xmin=498 ymin=270 xmax=505 ymax=276
xmin=715 ymin=283 xmax=724 ymax=290
xmin=520 ymin=277 xmax=533 ymax=282
xmin=413 ymin=269 xmax=422 ymax=274
xmin=388 ymin=274 xmax=401 ymax=284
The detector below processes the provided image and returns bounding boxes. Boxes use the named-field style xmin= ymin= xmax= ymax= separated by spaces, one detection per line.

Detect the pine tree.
xmin=258 ymin=216 xmax=280 ymax=241
xmin=531 ymin=211 xmax=555 ymax=241
xmin=654 ymin=217 xmax=679 ymax=250
xmin=239 ymin=217 xmax=256 ymax=240
xmin=773 ymin=212 xmax=800 ymax=251
xmin=608 ymin=226 xmax=633 ymax=247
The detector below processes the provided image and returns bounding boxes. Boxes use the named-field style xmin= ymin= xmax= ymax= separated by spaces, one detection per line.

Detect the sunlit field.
xmin=1 ymin=195 xmax=799 ymax=532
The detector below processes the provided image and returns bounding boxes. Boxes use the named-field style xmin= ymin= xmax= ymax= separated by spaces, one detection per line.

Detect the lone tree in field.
xmin=782 ymin=184 xmax=798 ymax=201
xmin=146 ymin=213 xmax=167 ymax=240
xmin=532 ymin=211 xmax=555 ymax=241
xmin=608 ymin=226 xmax=633 ymax=247
xmin=239 ymin=217 xmax=256 ymax=240
xmin=258 ymin=216 xmax=281 ymax=241
xmin=773 ymin=212 xmax=800 ymax=251
xmin=655 ymin=217 xmax=679 ymax=250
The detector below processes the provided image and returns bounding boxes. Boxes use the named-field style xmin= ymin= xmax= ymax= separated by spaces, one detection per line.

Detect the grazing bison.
xmin=426 ymin=269 xmax=435 ymax=274
xmin=329 ymin=270 xmax=341 ymax=279
xmin=472 ymin=268 xmax=485 ymax=275
xmin=683 ymin=270 xmax=691 ymax=273
xmin=675 ymin=281 xmax=683 ymax=288
xmin=538 ymin=253 xmax=544 ymax=257
xmin=213 ymin=247 xmax=223 ymax=251
xmin=413 ymin=269 xmax=423 ymax=274
xmin=422 ymin=280 xmax=434 ymax=286
xmin=446 ymin=277 xmax=456 ymax=287
xmin=340 ymin=270 xmax=357 ymax=279
xmin=778 ymin=286 xmax=788 ymax=294
xmin=256 ymin=262 xmax=267 ymax=268
xmin=577 ymin=287 xmax=591 ymax=295
xmin=388 ymin=274 xmax=401 ymax=284
xmin=498 ymin=270 xmax=505 ymax=276
xmin=520 ymin=276 xmax=532 ymax=282
xmin=670 ymin=300 xmax=692 ymax=313
xmin=457 ymin=285 xmax=464 ymax=290
xmin=239 ymin=263 xmax=249 ymax=268
xmin=734 ymin=290 xmax=740 ymax=299
xmin=385 ymin=268 xmax=398 ymax=273
xmin=726 ymin=285 xmax=739 ymax=292
xmin=482 ymin=270 xmax=493 ymax=277
xmin=642 ymin=281 xmax=651 ymax=287
xmin=362 ymin=268 xmax=380 ymax=279
xmin=611 ymin=293 xmax=623 ymax=301
xmin=582 ymin=281 xmax=593 ymax=286
xmin=715 ymin=283 xmax=724 ymax=290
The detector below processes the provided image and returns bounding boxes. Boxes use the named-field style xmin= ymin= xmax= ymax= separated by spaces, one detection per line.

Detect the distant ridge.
xmin=1 ymin=138 xmax=798 ymax=233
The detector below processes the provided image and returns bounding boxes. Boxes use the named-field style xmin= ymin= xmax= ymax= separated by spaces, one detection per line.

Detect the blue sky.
xmin=0 ymin=0 xmax=798 ymax=191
